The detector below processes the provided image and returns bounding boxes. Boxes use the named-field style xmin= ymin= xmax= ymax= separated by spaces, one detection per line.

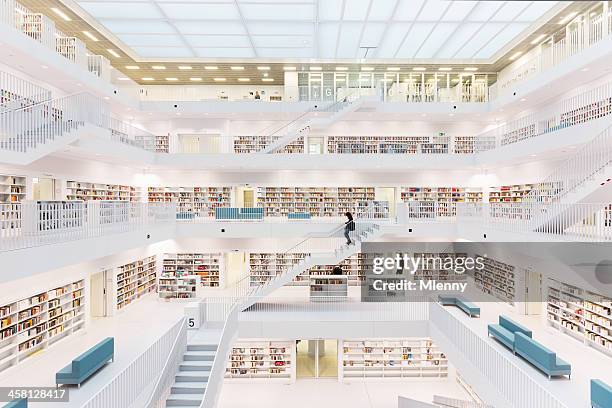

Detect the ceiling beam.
xmin=234 ymin=0 xmax=258 ymax=58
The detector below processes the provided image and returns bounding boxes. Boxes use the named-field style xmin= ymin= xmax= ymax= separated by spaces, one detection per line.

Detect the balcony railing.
xmin=0 ymin=70 xmax=51 ymax=112
xmin=0 ymin=0 xmax=110 ymax=81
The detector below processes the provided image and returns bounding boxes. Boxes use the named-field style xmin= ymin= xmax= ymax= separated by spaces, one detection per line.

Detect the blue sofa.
xmin=215 ymin=208 xmax=264 ymax=220
xmin=56 ymin=337 xmax=114 ymax=387
xmin=591 ymin=379 xmax=612 ymax=408
xmin=515 ymin=333 xmax=571 ymax=379
xmin=176 ymin=212 xmax=195 ymax=220
xmin=288 ymin=212 xmax=311 ymax=220
xmin=3 ymin=399 xmax=26 ymax=408
xmin=487 ymin=315 xmax=532 ymax=352
xmin=438 ymin=295 xmax=480 ymax=317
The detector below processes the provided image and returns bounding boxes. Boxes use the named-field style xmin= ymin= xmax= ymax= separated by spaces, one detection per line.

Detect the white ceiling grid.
xmin=73 ymin=0 xmax=560 ymax=60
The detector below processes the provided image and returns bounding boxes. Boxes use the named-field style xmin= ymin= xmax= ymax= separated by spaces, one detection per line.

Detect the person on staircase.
xmin=344 ymin=212 xmax=355 ymax=245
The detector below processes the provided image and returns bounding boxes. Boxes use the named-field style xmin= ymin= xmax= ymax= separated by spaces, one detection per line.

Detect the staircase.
xmin=259 ymin=93 xmax=372 ymax=154
xmin=164 ymin=342 xmax=218 ymax=407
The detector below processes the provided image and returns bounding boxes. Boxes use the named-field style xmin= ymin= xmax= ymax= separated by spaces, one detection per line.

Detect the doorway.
xmin=375 ymin=187 xmax=396 ymax=218
xmin=32 ymin=178 xmax=55 ymax=200
xmin=90 ymin=269 xmax=112 ymax=317
xmin=297 ymin=339 xmax=338 ymax=379
xmin=308 ymin=137 xmax=324 ymax=154
xmin=524 ymin=269 xmax=542 ymax=315
xmin=243 ymin=190 xmax=254 ymax=208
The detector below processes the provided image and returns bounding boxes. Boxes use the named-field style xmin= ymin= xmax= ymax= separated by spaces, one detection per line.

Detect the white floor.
xmin=0 ymin=294 xmax=185 ymax=407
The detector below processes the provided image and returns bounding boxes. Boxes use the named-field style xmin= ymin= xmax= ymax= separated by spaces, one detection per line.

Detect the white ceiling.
xmin=73 ymin=0 xmax=560 ymax=60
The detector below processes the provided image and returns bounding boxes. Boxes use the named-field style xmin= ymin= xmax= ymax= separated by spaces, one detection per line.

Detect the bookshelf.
xmin=309 ymin=276 xmax=348 ymax=302
xmin=147 ymin=186 xmax=231 ymax=217
xmin=400 ymin=187 xmax=482 ymax=217
xmin=256 ymin=186 xmax=378 ymax=217
xmin=0 ymin=174 xmax=26 ymax=203
xmin=116 ymin=255 xmax=157 ymax=311
xmin=66 ymin=180 xmax=142 ymax=202
xmin=158 ymin=275 xmax=199 ymax=299
xmin=559 ymin=95 xmax=612 ymax=128
xmin=473 ymin=255 xmax=517 ymax=305
xmin=225 ymin=339 xmax=295 ymax=382
xmin=233 ymin=136 xmax=304 ymax=153
xmin=155 ymin=135 xmax=170 ymax=153
xmin=546 ymin=278 xmax=612 ymax=356
xmin=28 ymin=201 xmax=83 ymax=232
xmin=0 ymin=279 xmax=85 ymax=373
xmin=488 ymin=184 xmax=536 ymax=203
xmin=326 ymin=135 xmax=466 ymax=155
xmin=162 ymin=253 xmax=224 ymax=288
xmin=412 ymin=253 xmax=469 ymax=282
xmin=249 ymin=252 xmax=307 ymax=286
xmin=339 ymin=338 xmax=448 ymax=380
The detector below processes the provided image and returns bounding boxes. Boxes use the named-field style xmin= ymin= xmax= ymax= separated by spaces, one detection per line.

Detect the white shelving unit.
xmin=115 ymin=255 xmax=157 ymax=311
xmin=225 ymin=339 xmax=295 ymax=382
xmin=147 ymin=186 xmax=231 ymax=217
xmin=66 ymin=180 xmax=142 ymax=202
xmin=0 ymin=174 xmax=26 ymax=203
xmin=0 ymin=279 xmax=85 ymax=373
xmin=339 ymin=338 xmax=448 ymax=380
xmin=400 ymin=187 xmax=483 ymax=217
xmin=546 ymin=278 xmax=612 ymax=356
xmin=309 ymin=276 xmax=348 ymax=302
xmin=474 ymin=255 xmax=517 ymax=305
xmin=155 ymin=135 xmax=170 ymax=153
xmin=158 ymin=275 xmax=199 ymax=300
xmin=233 ymin=136 xmax=304 ymax=153
xmin=162 ymin=253 xmax=224 ymax=288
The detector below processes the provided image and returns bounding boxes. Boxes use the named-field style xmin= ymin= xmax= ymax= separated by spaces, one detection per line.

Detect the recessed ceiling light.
xmin=51 ymin=8 xmax=71 ymax=21
xmin=283 ymin=66 xmax=296 ymax=71
xmin=412 ymin=67 xmax=426 ymax=71
xmin=103 ymin=96 xmax=110 ymax=100
xmin=309 ymin=66 xmax=322 ymax=71
xmin=361 ymin=67 xmax=374 ymax=71
xmin=230 ymin=66 xmax=244 ymax=71
xmin=142 ymin=77 xmax=154 ymax=81
xmin=238 ymin=78 xmax=250 ymax=82
xmin=82 ymin=31 xmax=99 ymax=42
xmin=190 ymin=77 xmax=202 ymax=81
xmin=520 ymin=98 xmax=526 ymax=102
xmin=387 ymin=67 xmax=400 ymax=71
xmin=581 ymin=67 xmax=589 ymax=72
xmin=107 ymin=49 xmax=120 ymax=58
xmin=204 ymin=66 xmax=218 ymax=70
xmin=178 ymin=66 xmax=192 ymax=70
xmin=509 ymin=52 xmax=522 ymax=61
xmin=166 ymin=77 xmax=178 ymax=81
xmin=438 ymin=67 xmax=452 ymax=71
xmin=213 ymin=78 xmax=226 ymax=81
xmin=125 ymin=65 xmax=139 ymax=70
xmin=152 ymin=65 xmax=166 ymax=70
xmin=257 ymin=66 xmax=271 ymax=71
xmin=336 ymin=67 xmax=348 ymax=71
xmin=464 ymin=67 xmax=478 ymax=71
xmin=262 ymin=78 xmax=274 ymax=82
xmin=41 ymin=65 xmax=48 ymax=69
xmin=530 ymin=34 xmax=546 ymax=45
xmin=117 ymin=77 xmax=130 ymax=81
xmin=559 ymin=12 xmax=577 ymax=25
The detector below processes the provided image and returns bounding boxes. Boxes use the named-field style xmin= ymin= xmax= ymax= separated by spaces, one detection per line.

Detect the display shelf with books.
xmin=249 ymin=252 xmax=308 ymax=286
xmin=158 ymin=275 xmax=199 ymax=300
xmin=233 ymin=136 xmax=304 ymax=153
xmin=147 ymin=186 xmax=231 ymax=217
xmin=412 ymin=253 xmax=469 ymax=282
xmin=473 ymin=255 xmax=517 ymax=305
xmin=0 ymin=279 xmax=85 ymax=373
xmin=0 ymin=174 xmax=26 ymax=204
xmin=546 ymin=278 xmax=612 ymax=356
xmin=339 ymin=338 xmax=448 ymax=380
xmin=116 ymin=255 xmax=157 ymax=311
xmin=225 ymin=339 xmax=295 ymax=382
xmin=162 ymin=253 xmax=224 ymax=288
xmin=66 ymin=181 xmax=142 ymax=202
xmin=310 ymin=276 xmax=348 ymax=302
xmin=256 ymin=186 xmax=377 ymax=217
xmin=400 ymin=187 xmax=482 ymax=217
xmin=488 ymin=184 xmax=536 ymax=203
xmin=155 ymin=135 xmax=170 ymax=153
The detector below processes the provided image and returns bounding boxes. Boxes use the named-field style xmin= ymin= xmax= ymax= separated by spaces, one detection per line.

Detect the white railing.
xmin=478 ymin=81 xmax=612 ymax=149
xmin=0 ymin=201 xmax=176 ymax=251
xmin=0 ymin=70 xmax=51 ymax=111
xmin=429 ymin=302 xmax=569 ymax=408
xmin=145 ymin=318 xmax=188 ymax=408
xmin=432 ymin=395 xmax=493 ymax=408
xmin=87 ymin=54 xmax=111 ymax=82
xmin=457 ymin=202 xmax=612 ymax=241
xmin=397 ymin=201 xmax=464 ymax=222
xmin=497 ymin=7 xmax=612 ymax=94
xmin=81 ymin=317 xmax=184 ymax=408
xmin=0 ymin=0 xmax=111 ymax=81
xmin=523 ymin=125 xmax=612 ymax=203
xmin=0 ymin=92 xmax=158 ymax=153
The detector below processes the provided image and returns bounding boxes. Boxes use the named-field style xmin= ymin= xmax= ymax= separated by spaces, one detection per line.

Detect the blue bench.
xmin=3 ymin=399 xmax=26 ymax=408
xmin=288 ymin=212 xmax=311 ymax=220
xmin=176 ymin=212 xmax=195 ymax=220
xmin=215 ymin=208 xmax=264 ymax=220
xmin=56 ymin=337 xmax=114 ymax=387
xmin=487 ymin=315 xmax=532 ymax=352
xmin=438 ymin=295 xmax=480 ymax=317
xmin=515 ymin=332 xmax=571 ymax=379
xmin=591 ymin=379 xmax=612 ymax=408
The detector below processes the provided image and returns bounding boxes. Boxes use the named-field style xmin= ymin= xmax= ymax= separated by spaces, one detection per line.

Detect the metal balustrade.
xmin=0 ymin=201 xmax=176 ymax=251
xmin=0 ymin=70 xmax=51 ymax=112
xmin=0 ymin=0 xmax=111 ymax=80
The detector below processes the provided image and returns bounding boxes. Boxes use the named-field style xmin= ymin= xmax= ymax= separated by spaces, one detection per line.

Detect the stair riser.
xmin=187 ymin=345 xmax=218 ymax=352
xmin=171 ymin=387 xmax=206 ymax=394
xmin=166 ymin=400 xmax=202 ymax=407
xmin=176 ymin=375 xmax=209 ymax=382
xmin=180 ymin=365 xmax=212 ymax=371
xmin=184 ymin=355 xmax=215 ymax=361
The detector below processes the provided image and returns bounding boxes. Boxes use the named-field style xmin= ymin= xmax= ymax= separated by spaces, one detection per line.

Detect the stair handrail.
xmin=522 ymin=124 xmax=612 ymax=203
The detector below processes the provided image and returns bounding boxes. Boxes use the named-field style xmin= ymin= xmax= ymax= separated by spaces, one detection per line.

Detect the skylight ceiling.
xmin=72 ymin=0 xmax=560 ymax=60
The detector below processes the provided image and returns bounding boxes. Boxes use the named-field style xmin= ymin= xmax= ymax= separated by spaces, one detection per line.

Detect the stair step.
xmin=166 ymin=393 xmax=204 ymax=407
xmin=187 ymin=344 xmax=218 ymax=352
xmin=180 ymin=361 xmax=213 ymax=371
xmin=171 ymin=382 xmax=207 ymax=394
xmin=175 ymin=372 xmax=210 ymax=382
xmin=184 ymin=351 xmax=216 ymax=361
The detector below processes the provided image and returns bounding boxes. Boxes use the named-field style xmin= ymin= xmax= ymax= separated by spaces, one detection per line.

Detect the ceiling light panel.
xmin=474 ymin=23 xmax=530 ymax=58
xmin=132 ymin=47 xmax=193 ymax=58
xmin=174 ymin=21 xmax=245 ymax=35
xmin=490 ymin=2 xmax=530 ymax=22
xmin=241 ymin=4 xmax=314 ymax=20
xmin=337 ymin=23 xmax=363 ymax=58
xmin=395 ymin=23 xmax=435 ymax=58
xmin=342 ymin=0 xmax=370 ymax=21
xmin=520 ymin=1 xmax=559 ymax=21
xmin=434 ymin=22 xmax=482 ymax=58
xmin=159 ymin=3 xmax=239 ymax=20
xmin=441 ymin=1 xmax=478 ymax=22
xmin=184 ymin=35 xmax=251 ymax=48
xmin=80 ymin=2 xmax=162 ymax=19
xmin=417 ymin=0 xmax=452 ymax=21
xmin=318 ymin=23 xmax=340 ymax=58
xmin=414 ymin=22 xmax=458 ymax=58
xmin=100 ymin=20 xmax=175 ymax=34
xmin=252 ymin=35 xmax=312 ymax=48
xmin=454 ymin=22 xmax=505 ymax=59
xmin=394 ymin=0 xmax=426 ymax=20
xmin=467 ymin=2 xmax=503 ymax=21
xmin=117 ymin=34 xmax=183 ymax=47
xmin=319 ymin=0 xmax=344 ymax=20
xmin=368 ymin=0 xmax=398 ymax=21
